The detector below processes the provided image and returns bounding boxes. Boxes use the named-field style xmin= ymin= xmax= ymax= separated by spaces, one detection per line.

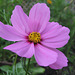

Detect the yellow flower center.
xmin=28 ymin=32 xmax=41 ymax=43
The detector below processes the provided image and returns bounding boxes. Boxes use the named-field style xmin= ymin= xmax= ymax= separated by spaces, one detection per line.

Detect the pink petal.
xmin=41 ymin=41 xmax=69 ymax=48
xmin=29 ymin=3 xmax=50 ymax=33
xmin=0 ymin=22 xmax=25 ymax=41
xmin=49 ymin=49 xmax=68 ymax=69
xmin=11 ymin=5 xmax=30 ymax=34
xmin=41 ymin=22 xmax=60 ymax=35
xmin=41 ymin=22 xmax=70 ymax=48
xmin=34 ymin=44 xmax=58 ymax=66
xmin=3 ymin=41 xmax=28 ymax=50
xmin=41 ymin=22 xmax=70 ymax=38
xmin=4 ymin=41 xmax=34 ymax=58
xmin=17 ymin=43 xmax=34 ymax=58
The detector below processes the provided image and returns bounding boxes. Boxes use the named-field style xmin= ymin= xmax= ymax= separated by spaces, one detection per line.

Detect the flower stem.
xmin=21 ymin=58 xmax=31 ymax=75
xmin=21 ymin=58 xmax=27 ymax=72
xmin=13 ymin=54 xmax=17 ymax=75
xmin=64 ymin=0 xmax=74 ymax=11
xmin=14 ymin=55 xmax=17 ymax=66
xmin=26 ymin=58 xmax=31 ymax=75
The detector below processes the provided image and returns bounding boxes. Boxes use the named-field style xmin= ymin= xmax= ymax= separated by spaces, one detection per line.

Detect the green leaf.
xmin=30 ymin=67 xmax=45 ymax=75
xmin=0 ymin=65 xmax=12 ymax=73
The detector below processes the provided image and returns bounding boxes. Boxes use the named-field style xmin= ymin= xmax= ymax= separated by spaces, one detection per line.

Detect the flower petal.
xmin=16 ymin=43 xmax=34 ymax=58
xmin=4 ymin=42 xmax=34 ymax=58
xmin=49 ymin=49 xmax=68 ymax=69
xmin=3 ymin=41 xmax=27 ymax=50
xmin=11 ymin=5 xmax=30 ymax=34
xmin=34 ymin=44 xmax=58 ymax=66
xmin=41 ymin=22 xmax=60 ymax=35
xmin=41 ymin=22 xmax=70 ymax=48
xmin=0 ymin=22 xmax=25 ymax=41
xmin=29 ymin=3 xmax=50 ymax=33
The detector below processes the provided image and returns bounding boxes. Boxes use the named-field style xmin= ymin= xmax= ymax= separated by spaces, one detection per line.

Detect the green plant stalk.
xmin=14 ymin=55 xmax=17 ymax=66
xmin=3 ymin=9 xmax=9 ymax=24
xmin=64 ymin=0 xmax=74 ymax=11
xmin=21 ymin=58 xmax=31 ymax=75
xmin=26 ymin=58 xmax=31 ymax=75
xmin=13 ymin=54 xmax=17 ymax=75
xmin=21 ymin=58 xmax=27 ymax=72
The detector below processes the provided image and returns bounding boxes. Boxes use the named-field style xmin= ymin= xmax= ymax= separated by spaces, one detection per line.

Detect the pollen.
xmin=28 ymin=32 xmax=41 ymax=43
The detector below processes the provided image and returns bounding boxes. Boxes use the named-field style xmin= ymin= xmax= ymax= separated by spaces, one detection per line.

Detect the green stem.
xmin=64 ymin=0 xmax=74 ymax=11
xmin=26 ymin=58 xmax=31 ymax=75
xmin=13 ymin=55 xmax=17 ymax=75
xmin=22 ymin=58 xmax=27 ymax=71
xmin=14 ymin=55 xmax=17 ymax=66
xmin=21 ymin=58 xmax=31 ymax=75
xmin=3 ymin=9 xmax=9 ymax=24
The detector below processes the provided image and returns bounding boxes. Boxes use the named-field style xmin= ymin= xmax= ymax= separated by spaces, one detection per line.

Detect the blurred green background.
xmin=0 ymin=0 xmax=75 ymax=75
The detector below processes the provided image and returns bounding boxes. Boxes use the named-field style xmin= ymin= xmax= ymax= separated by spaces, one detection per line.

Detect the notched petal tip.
xmin=63 ymin=26 xmax=70 ymax=34
xmin=49 ymin=49 xmax=68 ymax=69
xmin=11 ymin=4 xmax=30 ymax=35
xmin=41 ymin=21 xmax=70 ymax=48
xmin=11 ymin=5 xmax=21 ymax=14
xmin=29 ymin=3 xmax=50 ymax=33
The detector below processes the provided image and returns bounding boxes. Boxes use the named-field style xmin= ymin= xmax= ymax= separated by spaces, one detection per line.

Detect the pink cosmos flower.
xmin=0 ymin=3 xmax=70 ymax=69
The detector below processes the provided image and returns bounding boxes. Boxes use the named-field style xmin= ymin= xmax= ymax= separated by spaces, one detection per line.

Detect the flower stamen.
xmin=28 ymin=32 xmax=41 ymax=43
